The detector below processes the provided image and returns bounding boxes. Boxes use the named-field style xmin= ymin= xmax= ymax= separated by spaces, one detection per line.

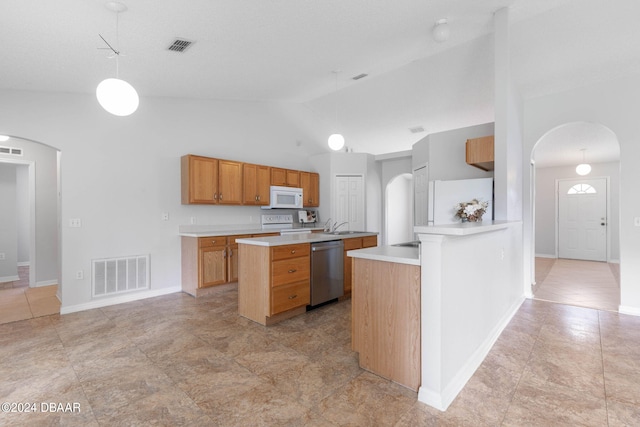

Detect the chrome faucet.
xmin=323 ymin=218 xmax=332 ymax=232
xmin=332 ymin=221 xmax=348 ymax=232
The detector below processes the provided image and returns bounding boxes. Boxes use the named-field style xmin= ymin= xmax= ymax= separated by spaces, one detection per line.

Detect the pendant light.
xmin=576 ymin=148 xmax=591 ymax=176
xmin=328 ymin=71 xmax=345 ymax=151
xmin=96 ymin=1 xmax=139 ymax=116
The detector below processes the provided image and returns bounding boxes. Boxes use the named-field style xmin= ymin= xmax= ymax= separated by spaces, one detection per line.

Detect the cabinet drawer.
xmin=362 ymin=235 xmax=378 ymax=248
xmin=343 ymin=238 xmax=363 ymax=251
xmin=198 ymin=236 xmax=227 ymax=248
xmin=272 ymin=256 xmax=310 ymax=287
xmin=228 ymin=234 xmax=251 ymax=245
xmin=271 ymin=243 xmax=310 ymax=261
xmin=271 ymin=281 xmax=310 ymax=315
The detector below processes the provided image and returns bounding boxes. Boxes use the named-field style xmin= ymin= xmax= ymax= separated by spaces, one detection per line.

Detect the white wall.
xmin=0 ymin=89 xmax=325 ymax=312
xmin=523 ymin=73 xmax=640 ymax=314
xmin=0 ymin=164 xmax=18 ymax=281
xmin=535 ymin=162 xmax=620 ymax=260
xmin=386 ymin=174 xmax=413 ymax=245
xmin=381 ymin=156 xmax=413 ymax=244
xmin=16 ymin=165 xmax=29 ymax=265
xmin=412 ymin=122 xmax=495 ymax=182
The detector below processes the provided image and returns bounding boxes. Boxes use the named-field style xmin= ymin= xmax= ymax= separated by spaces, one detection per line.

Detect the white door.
xmin=335 ymin=175 xmax=365 ymax=231
xmin=413 ymin=165 xmax=428 ymax=226
xmin=558 ymin=178 xmax=607 ymax=261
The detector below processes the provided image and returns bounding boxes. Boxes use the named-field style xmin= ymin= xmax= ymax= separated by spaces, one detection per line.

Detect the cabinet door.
xmin=227 ymin=234 xmax=251 ymax=282
xmin=242 ymin=163 xmax=258 ymax=205
xmin=182 ymin=155 xmax=218 ymax=204
xmin=271 ymin=281 xmax=310 ymax=315
xmin=271 ymin=168 xmax=287 ymax=186
xmin=218 ymin=160 xmax=243 ymax=205
xmin=286 ymin=169 xmax=300 ymax=187
xmin=309 ymin=172 xmax=319 ymax=206
xmin=200 ymin=246 xmax=227 ymax=287
xmin=343 ymin=238 xmax=363 ymax=294
xmin=466 ymin=136 xmax=494 ymax=171
xmin=362 ymin=235 xmax=378 ymax=248
xmin=256 ymin=165 xmax=271 ymax=205
xmin=300 ymin=172 xmax=312 ymax=207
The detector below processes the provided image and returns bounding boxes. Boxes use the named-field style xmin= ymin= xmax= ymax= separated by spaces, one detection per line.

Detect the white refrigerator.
xmin=427 ymin=178 xmax=493 ymax=225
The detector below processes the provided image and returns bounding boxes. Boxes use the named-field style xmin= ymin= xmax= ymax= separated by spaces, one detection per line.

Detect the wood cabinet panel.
xmin=272 ymin=257 xmax=310 ymax=287
xmin=271 ymin=281 xmax=310 ymax=315
xmin=300 ymin=172 xmax=319 ymax=207
xmin=271 ymin=168 xmax=287 ymax=186
xmin=243 ymin=164 xmax=270 ymax=205
xmin=271 ymin=243 xmax=310 ymax=261
xmin=352 ymin=258 xmax=421 ymax=391
xmin=342 ymin=235 xmax=377 ymax=295
xmin=362 ymin=235 xmax=378 ymax=248
xmin=466 ymin=135 xmax=494 ymax=171
xmin=286 ymin=169 xmax=300 ymax=187
xmin=218 ymin=160 xmax=243 ymax=204
xmin=201 ymin=246 xmax=227 ymax=287
xmin=198 ymin=236 xmax=227 ymax=248
xmin=181 ymin=155 xmax=218 ymax=204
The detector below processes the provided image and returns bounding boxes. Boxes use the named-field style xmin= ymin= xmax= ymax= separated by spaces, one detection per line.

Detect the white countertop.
xmin=347 ymin=245 xmax=420 ymax=266
xmin=179 ymin=226 xmax=324 ymax=238
xmin=414 ymin=220 xmax=520 ymax=236
xmin=236 ymin=231 xmax=378 ymax=247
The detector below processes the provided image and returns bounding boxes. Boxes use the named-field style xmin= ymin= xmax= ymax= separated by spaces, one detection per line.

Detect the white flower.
xmin=464 ymin=205 xmax=476 ymax=216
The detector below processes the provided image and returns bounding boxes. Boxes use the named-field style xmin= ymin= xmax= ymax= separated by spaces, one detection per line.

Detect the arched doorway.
xmin=0 ymin=135 xmax=61 ymax=323
xmin=385 ymin=173 xmax=413 ymax=246
xmin=530 ymin=122 xmax=620 ymax=311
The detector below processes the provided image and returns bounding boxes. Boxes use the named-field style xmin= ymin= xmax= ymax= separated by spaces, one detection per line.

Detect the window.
xmin=567 ymin=184 xmax=596 ymax=194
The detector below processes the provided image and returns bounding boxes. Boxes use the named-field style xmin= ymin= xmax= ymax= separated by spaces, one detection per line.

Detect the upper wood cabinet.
xmin=466 ymin=135 xmax=494 ymax=171
xmin=243 ymin=163 xmax=270 ymax=206
xmin=271 ymin=167 xmax=301 ymax=187
xmin=300 ymin=172 xmax=319 ymax=207
xmin=286 ymin=169 xmax=300 ymax=187
xmin=181 ymin=155 xmax=242 ymax=204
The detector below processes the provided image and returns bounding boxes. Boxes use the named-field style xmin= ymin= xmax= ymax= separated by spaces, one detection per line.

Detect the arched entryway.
xmin=530 ymin=122 xmax=620 ymax=311
xmin=384 ymin=173 xmax=413 ymax=246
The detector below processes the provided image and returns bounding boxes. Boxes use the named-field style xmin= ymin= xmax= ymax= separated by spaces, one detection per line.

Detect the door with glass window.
xmin=558 ymin=178 xmax=607 ymax=261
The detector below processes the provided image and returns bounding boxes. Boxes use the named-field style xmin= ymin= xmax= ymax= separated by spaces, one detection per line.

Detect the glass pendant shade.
xmin=0 ymin=135 xmax=9 ymax=142
xmin=576 ymin=163 xmax=591 ymax=176
xmin=432 ymin=19 xmax=450 ymax=42
xmin=96 ymin=78 xmax=139 ymax=116
xmin=328 ymin=133 xmax=345 ymax=151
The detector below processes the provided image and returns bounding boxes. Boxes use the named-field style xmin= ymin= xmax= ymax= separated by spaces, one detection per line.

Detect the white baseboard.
xmin=17 ymin=261 xmax=30 ymax=267
xmin=418 ymin=296 xmax=525 ymax=411
xmin=35 ymin=279 xmax=57 ymax=287
xmin=534 ymin=253 xmax=556 ymax=259
xmin=0 ymin=275 xmax=20 ymax=283
xmin=619 ymin=305 xmax=640 ymax=317
xmin=60 ymin=286 xmax=182 ymax=315
xmin=608 ymin=259 xmax=620 ymax=264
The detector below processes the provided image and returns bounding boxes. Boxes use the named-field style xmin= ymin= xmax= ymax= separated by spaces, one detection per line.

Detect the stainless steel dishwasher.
xmin=310 ymin=240 xmax=344 ymax=308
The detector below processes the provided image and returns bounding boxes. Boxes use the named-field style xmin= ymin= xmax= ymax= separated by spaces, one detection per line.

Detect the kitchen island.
xmin=236 ymin=232 xmax=378 ymax=325
xmin=347 ymin=245 xmax=421 ymax=391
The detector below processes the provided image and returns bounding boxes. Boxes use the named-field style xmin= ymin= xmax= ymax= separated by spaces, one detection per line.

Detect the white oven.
xmin=265 ymin=186 xmax=303 ymax=209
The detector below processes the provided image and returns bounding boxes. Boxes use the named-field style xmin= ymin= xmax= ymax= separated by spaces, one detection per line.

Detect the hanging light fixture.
xmin=328 ymin=71 xmax=345 ymax=151
xmin=576 ymin=148 xmax=592 ymax=176
xmin=96 ymin=1 xmax=139 ymax=116
xmin=432 ymin=18 xmax=450 ymax=43
xmin=0 ymin=135 xmax=10 ymax=142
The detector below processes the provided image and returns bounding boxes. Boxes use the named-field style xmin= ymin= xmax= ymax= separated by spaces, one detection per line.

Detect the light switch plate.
xmin=69 ymin=218 xmax=82 ymax=228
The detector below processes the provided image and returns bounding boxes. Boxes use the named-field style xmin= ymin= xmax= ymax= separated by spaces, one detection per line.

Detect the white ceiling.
xmin=1 ymin=0 xmax=638 ymax=159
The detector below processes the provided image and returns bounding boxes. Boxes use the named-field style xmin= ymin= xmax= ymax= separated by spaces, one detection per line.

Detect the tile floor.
xmin=0 ymin=267 xmax=61 ymax=325
xmin=1 ymin=283 xmax=639 ymax=426
xmin=534 ymin=258 xmax=620 ymax=312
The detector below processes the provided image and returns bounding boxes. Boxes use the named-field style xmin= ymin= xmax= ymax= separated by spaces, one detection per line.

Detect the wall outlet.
xmin=162 ymin=212 xmax=170 ymax=221
xmin=76 ymin=270 xmax=83 ymax=280
xmin=190 ymin=217 xmax=196 ymax=224
xmin=69 ymin=218 xmax=82 ymax=228
xmin=0 ymin=252 xmax=5 ymax=260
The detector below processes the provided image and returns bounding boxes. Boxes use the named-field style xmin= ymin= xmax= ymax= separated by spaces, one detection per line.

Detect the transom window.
xmin=567 ymin=184 xmax=596 ymax=194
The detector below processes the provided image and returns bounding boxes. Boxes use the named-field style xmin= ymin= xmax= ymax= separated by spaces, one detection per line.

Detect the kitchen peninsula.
xmin=236 ymin=232 xmax=378 ymax=325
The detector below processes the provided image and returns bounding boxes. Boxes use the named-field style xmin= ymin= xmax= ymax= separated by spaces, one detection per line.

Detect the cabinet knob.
xmin=255 ymin=195 xmax=258 ymax=201
xmin=214 ymin=193 xmax=218 ymax=200
xmin=291 ymin=250 xmax=296 ymax=254
xmin=288 ymin=269 xmax=297 ymax=273
xmin=219 ymin=193 xmax=223 ymax=200
xmin=288 ymin=294 xmax=298 ymax=300
xmin=229 ymin=249 xmax=233 ymax=256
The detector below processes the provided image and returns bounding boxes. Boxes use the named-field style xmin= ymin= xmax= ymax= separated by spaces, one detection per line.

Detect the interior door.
xmin=413 ymin=165 xmax=428 ymax=226
xmin=558 ymin=178 xmax=607 ymax=261
xmin=335 ymin=175 xmax=364 ymax=231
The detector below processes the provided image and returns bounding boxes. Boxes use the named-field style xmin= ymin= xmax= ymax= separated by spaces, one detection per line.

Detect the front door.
xmin=558 ymin=178 xmax=607 ymax=261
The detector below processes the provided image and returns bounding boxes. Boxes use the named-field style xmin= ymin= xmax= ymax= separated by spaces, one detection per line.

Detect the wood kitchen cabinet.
xmin=238 ymin=242 xmax=311 ymax=325
xmin=271 ymin=167 xmax=301 ymax=188
xmin=227 ymin=234 xmax=251 ymax=283
xmin=242 ymin=163 xmax=270 ymax=206
xmin=342 ymin=235 xmax=378 ymax=296
xmin=300 ymin=172 xmax=319 ymax=207
xmin=286 ymin=169 xmax=300 ymax=187
xmin=181 ymin=235 xmax=227 ymax=296
xmin=181 ymin=155 xmax=243 ymax=205
xmin=466 ymin=135 xmax=494 ymax=171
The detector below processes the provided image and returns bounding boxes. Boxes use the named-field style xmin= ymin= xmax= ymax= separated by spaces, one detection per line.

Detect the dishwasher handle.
xmin=312 ymin=241 xmax=343 ymax=252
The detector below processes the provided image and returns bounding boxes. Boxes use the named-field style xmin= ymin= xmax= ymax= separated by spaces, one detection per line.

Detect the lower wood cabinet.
xmin=343 ymin=235 xmax=378 ymax=296
xmin=238 ymin=242 xmax=311 ymax=325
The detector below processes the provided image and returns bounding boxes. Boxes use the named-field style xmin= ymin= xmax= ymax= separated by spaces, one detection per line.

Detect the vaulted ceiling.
xmin=2 ymin=0 xmax=638 ymax=159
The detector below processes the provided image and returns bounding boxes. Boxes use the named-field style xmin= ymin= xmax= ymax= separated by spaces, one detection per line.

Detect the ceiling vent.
xmin=0 ymin=146 xmax=23 ymax=156
xmin=167 ymin=38 xmax=194 ymax=53
xmin=409 ymin=126 xmax=425 ymax=134
xmin=352 ymin=73 xmax=368 ymax=80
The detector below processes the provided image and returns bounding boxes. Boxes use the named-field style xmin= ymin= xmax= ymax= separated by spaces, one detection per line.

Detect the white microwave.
xmin=264 ymin=186 xmax=303 ymax=209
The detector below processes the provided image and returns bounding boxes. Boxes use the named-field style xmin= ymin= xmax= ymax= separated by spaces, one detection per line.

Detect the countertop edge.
xmin=236 ymin=232 xmax=379 ymax=247
xmin=347 ymin=246 xmax=420 ymax=266
xmin=414 ymin=220 xmax=521 ymax=236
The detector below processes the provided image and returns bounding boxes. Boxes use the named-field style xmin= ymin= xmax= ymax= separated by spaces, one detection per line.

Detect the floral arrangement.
xmin=454 ymin=199 xmax=489 ymax=222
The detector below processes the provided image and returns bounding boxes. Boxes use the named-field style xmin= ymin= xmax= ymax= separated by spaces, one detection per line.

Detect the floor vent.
xmin=0 ymin=145 xmax=23 ymax=156
xmin=92 ymin=255 xmax=149 ymax=297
